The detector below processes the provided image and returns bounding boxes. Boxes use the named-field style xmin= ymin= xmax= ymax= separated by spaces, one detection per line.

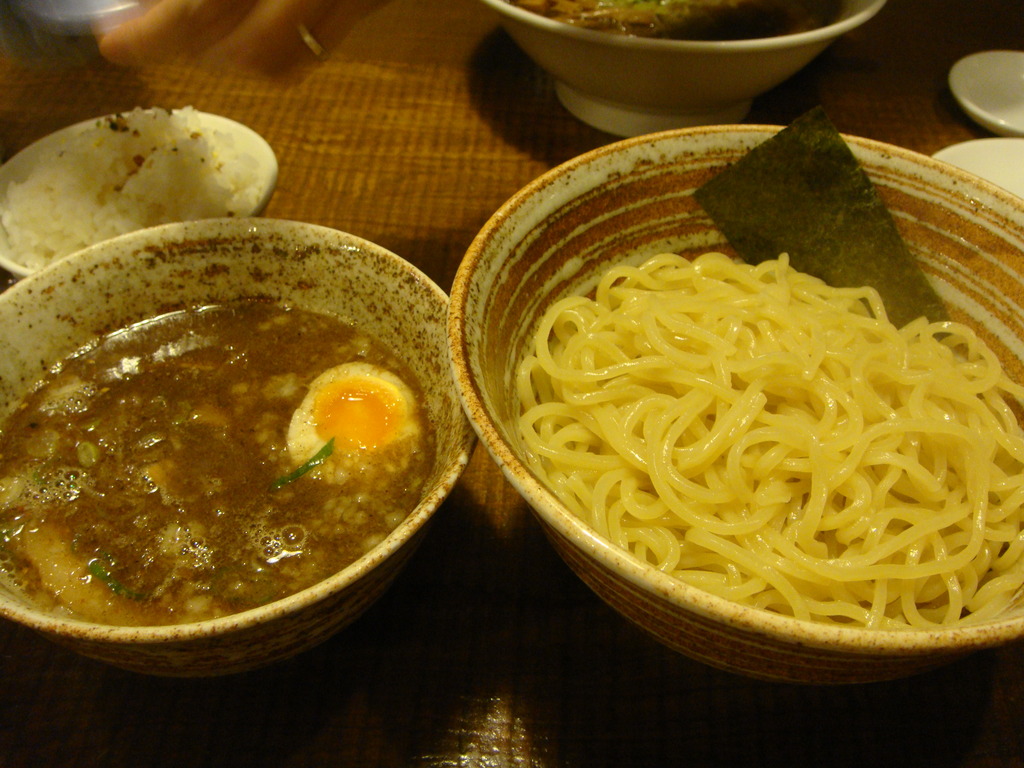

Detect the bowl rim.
xmin=476 ymin=0 xmax=888 ymax=52
xmin=0 ymin=217 xmax=475 ymax=645
xmin=449 ymin=123 xmax=1024 ymax=656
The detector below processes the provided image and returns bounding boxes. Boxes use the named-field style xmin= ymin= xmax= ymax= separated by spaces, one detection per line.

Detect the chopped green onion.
xmin=88 ymin=556 xmax=145 ymax=600
xmin=270 ymin=438 xmax=335 ymax=490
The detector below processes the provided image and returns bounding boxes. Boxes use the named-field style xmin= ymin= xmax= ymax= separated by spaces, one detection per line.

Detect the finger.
xmin=203 ymin=0 xmax=390 ymax=75
xmin=197 ymin=0 xmax=320 ymax=74
xmin=97 ymin=0 xmax=258 ymax=67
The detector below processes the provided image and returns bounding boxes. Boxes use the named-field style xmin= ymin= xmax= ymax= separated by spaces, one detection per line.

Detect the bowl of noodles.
xmin=0 ymin=217 xmax=476 ymax=676
xmin=477 ymin=0 xmax=887 ymax=136
xmin=448 ymin=124 xmax=1024 ymax=683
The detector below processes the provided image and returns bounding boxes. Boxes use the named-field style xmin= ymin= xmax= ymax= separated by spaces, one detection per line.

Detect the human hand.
xmin=97 ymin=0 xmax=388 ymax=75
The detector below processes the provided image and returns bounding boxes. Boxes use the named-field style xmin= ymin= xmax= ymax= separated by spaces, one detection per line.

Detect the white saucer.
xmin=949 ymin=51 xmax=1024 ymax=137
xmin=0 ymin=109 xmax=278 ymax=278
xmin=933 ymin=138 xmax=1024 ymax=200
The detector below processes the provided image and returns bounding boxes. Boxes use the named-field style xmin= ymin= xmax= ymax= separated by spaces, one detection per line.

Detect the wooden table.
xmin=1 ymin=1 xmax=1023 ymax=765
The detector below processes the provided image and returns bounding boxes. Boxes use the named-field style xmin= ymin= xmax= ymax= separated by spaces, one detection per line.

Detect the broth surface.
xmin=507 ymin=0 xmax=841 ymax=40
xmin=0 ymin=302 xmax=434 ymax=626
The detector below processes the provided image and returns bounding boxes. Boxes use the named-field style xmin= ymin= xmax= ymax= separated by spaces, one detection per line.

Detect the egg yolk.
xmin=311 ymin=375 xmax=406 ymax=450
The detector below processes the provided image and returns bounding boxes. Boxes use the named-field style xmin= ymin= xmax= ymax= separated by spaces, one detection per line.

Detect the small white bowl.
xmin=477 ymin=0 xmax=887 ymax=136
xmin=949 ymin=51 xmax=1024 ymax=138
xmin=0 ymin=109 xmax=278 ymax=279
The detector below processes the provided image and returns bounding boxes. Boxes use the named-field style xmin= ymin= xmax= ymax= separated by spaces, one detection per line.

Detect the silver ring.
xmin=297 ymin=23 xmax=329 ymax=61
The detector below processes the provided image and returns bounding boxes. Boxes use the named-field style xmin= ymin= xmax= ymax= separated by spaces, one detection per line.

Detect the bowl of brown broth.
xmin=477 ymin=0 xmax=887 ymax=136
xmin=0 ymin=217 xmax=476 ymax=676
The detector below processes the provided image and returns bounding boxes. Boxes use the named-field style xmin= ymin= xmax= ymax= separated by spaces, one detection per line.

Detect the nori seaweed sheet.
xmin=694 ymin=107 xmax=947 ymax=327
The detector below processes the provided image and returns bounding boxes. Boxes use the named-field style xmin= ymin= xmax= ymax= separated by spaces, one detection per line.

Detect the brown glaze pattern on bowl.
xmin=0 ymin=218 xmax=476 ymax=676
xmin=449 ymin=125 xmax=1024 ymax=684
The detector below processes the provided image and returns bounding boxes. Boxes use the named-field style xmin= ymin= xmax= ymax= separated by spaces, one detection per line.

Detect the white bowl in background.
xmin=477 ymin=0 xmax=888 ymax=136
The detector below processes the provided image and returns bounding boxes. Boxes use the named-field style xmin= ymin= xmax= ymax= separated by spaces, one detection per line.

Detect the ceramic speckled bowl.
xmin=477 ymin=0 xmax=887 ymax=137
xmin=0 ymin=218 xmax=475 ymax=676
xmin=448 ymin=126 xmax=1024 ymax=684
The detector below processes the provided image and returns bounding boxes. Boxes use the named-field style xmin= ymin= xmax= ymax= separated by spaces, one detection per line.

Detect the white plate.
xmin=932 ymin=138 xmax=1024 ymax=200
xmin=949 ymin=50 xmax=1024 ymax=138
xmin=0 ymin=109 xmax=278 ymax=278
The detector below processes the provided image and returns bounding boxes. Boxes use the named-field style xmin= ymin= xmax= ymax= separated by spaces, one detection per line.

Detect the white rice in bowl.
xmin=0 ymin=107 xmax=263 ymax=272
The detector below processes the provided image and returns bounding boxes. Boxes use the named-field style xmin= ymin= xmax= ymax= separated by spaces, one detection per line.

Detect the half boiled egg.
xmin=286 ymin=362 xmax=422 ymax=483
